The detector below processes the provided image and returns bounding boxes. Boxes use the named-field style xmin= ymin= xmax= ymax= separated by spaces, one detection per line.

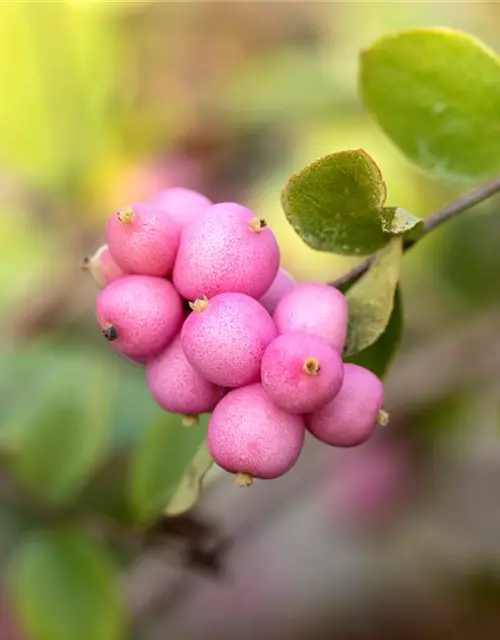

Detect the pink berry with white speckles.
xmin=273 ymin=283 xmax=348 ymax=353
xmin=181 ymin=293 xmax=277 ymax=388
xmin=261 ymin=331 xmax=344 ymax=414
xmin=96 ymin=275 xmax=183 ymax=362
xmin=83 ymin=244 xmax=126 ymax=288
xmin=147 ymin=187 xmax=212 ymax=231
xmin=208 ymin=383 xmax=305 ymax=486
xmin=306 ymin=364 xmax=386 ymax=447
xmin=106 ymin=202 xmax=179 ymax=276
xmin=259 ymin=268 xmax=295 ymax=314
xmin=173 ymin=202 xmax=280 ymax=300
xmin=146 ymin=335 xmax=224 ymax=415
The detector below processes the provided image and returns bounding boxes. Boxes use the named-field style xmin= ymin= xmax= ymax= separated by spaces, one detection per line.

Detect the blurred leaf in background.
xmin=9 ymin=529 xmax=125 ymax=640
xmin=0 ymin=2 xmax=119 ymax=193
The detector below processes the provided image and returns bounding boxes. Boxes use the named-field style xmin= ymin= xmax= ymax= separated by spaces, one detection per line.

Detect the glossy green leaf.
xmin=344 ymin=236 xmax=403 ymax=356
xmin=13 ymin=358 xmax=111 ymax=504
xmin=344 ymin=286 xmax=403 ymax=378
xmin=164 ymin=441 xmax=213 ymax=517
xmin=129 ymin=414 xmax=209 ymax=524
xmin=360 ymin=28 xmax=500 ymax=182
xmin=9 ymin=529 xmax=124 ymax=640
xmin=281 ymin=150 xmax=390 ymax=256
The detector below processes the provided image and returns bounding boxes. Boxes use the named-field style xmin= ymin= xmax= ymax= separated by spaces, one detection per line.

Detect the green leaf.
xmin=344 ymin=236 xmax=403 ymax=356
xmin=380 ymin=207 xmax=424 ymax=238
xmin=164 ymin=442 xmax=213 ymax=517
xmin=281 ymin=150 xmax=390 ymax=256
xmin=13 ymin=358 xmax=111 ymax=504
xmin=360 ymin=28 xmax=500 ymax=182
xmin=128 ymin=414 xmax=209 ymax=523
xmin=9 ymin=529 xmax=125 ymax=640
xmin=344 ymin=286 xmax=403 ymax=378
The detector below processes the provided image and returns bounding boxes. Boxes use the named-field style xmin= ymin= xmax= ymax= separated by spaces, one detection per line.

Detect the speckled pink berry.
xmin=173 ymin=202 xmax=280 ymax=300
xmin=208 ymin=383 xmax=305 ymax=485
xmin=146 ymin=335 xmax=224 ymax=415
xmin=96 ymin=275 xmax=183 ymax=361
xmin=259 ymin=268 xmax=295 ymax=315
xmin=147 ymin=187 xmax=212 ymax=231
xmin=181 ymin=293 xmax=277 ymax=388
xmin=83 ymin=244 xmax=126 ymax=288
xmin=305 ymin=364 xmax=385 ymax=447
xmin=261 ymin=331 xmax=344 ymax=414
xmin=273 ymin=283 xmax=348 ymax=353
xmin=106 ymin=201 xmax=179 ymax=276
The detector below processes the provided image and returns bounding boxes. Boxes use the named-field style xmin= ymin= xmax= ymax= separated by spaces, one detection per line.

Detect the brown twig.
xmin=332 ymin=175 xmax=500 ymax=289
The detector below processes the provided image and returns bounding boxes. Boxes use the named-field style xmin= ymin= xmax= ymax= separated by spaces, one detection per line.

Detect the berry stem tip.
xmin=118 ymin=205 xmax=134 ymax=224
xmin=81 ymin=256 xmax=91 ymax=271
xmin=234 ymin=472 xmax=254 ymax=488
xmin=377 ymin=409 xmax=389 ymax=427
xmin=102 ymin=325 xmax=118 ymax=342
xmin=248 ymin=217 xmax=267 ymax=233
xmin=181 ymin=414 xmax=199 ymax=427
xmin=303 ymin=357 xmax=321 ymax=376
xmin=189 ymin=296 xmax=210 ymax=313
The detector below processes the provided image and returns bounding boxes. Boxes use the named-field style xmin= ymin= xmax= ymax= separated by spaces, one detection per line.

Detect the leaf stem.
xmin=332 ymin=175 xmax=500 ymax=289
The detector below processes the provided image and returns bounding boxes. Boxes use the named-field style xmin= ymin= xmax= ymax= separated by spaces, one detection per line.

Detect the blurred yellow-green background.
xmin=2 ymin=2 xmax=500 ymax=639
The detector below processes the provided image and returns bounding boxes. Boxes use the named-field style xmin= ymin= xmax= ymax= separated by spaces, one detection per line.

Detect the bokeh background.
xmin=2 ymin=2 xmax=500 ymax=639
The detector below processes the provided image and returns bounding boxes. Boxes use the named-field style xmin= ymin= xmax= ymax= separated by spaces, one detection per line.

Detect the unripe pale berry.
xmin=305 ymin=364 xmax=385 ymax=447
xmin=147 ymin=187 xmax=212 ymax=231
xmin=173 ymin=202 xmax=280 ymax=300
xmin=259 ymin=268 xmax=295 ymax=315
xmin=181 ymin=293 xmax=277 ymax=388
xmin=96 ymin=275 xmax=183 ymax=362
xmin=273 ymin=283 xmax=348 ymax=353
xmin=208 ymin=383 xmax=305 ymax=485
xmin=146 ymin=335 xmax=224 ymax=415
xmin=82 ymin=244 xmax=126 ymax=288
xmin=106 ymin=202 xmax=179 ymax=277
xmin=261 ymin=331 xmax=344 ymax=414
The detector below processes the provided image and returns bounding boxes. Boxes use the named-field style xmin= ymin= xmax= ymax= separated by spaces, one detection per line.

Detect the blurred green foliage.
xmin=10 ymin=529 xmax=124 ymax=640
xmin=0 ymin=2 xmax=119 ymax=193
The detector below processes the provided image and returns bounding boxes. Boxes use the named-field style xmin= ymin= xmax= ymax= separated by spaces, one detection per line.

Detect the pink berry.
xmin=146 ymin=335 xmax=224 ymax=415
xmin=181 ymin=293 xmax=277 ymax=388
xmin=147 ymin=187 xmax=212 ymax=231
xmin=173 ymin=202 xmax=280 ymax=300
xmin=106 ymin=202 xmax=179 ymax=276
xmin=208 ymin=383 xmax=305 ymax=485
xmin=305 ymin=364 xmax=385 ymax=447
xmin=259 ymin=268 xmax=295 ymax=314
xmin=261 ymin=331 xmax=344 ymax=414
xmin=273 ymin=283 xmax=348 ymax=353
xmin=96 ymin=275 xmax=183 ymax=361
xmin=83 ymin=244 xmax=126 ymax=288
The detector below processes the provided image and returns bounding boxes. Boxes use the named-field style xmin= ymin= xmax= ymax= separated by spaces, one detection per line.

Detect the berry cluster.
xmin=85 ymin=188 xmax=387 ymax=487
